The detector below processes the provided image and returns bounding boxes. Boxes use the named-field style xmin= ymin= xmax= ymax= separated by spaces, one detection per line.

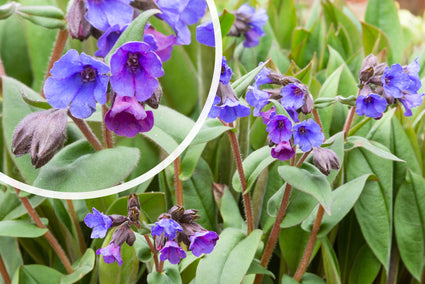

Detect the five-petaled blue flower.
xmin=97 ymin=242 xmax=123 ymax=266
xmin=292 ymin=119 xmax=324 ymax=152
xmin=236 ymin=4 xmax=268 ymax=48
xmin=280 ymin=83 xmax=306 ymax=110
xmin=84 ymin=208 xmax=112 ymax=239
xmin=85 ymin=0 xmax=133 ymax=31
xmin=266 ymin=114 xmax=292 ymax=144
xmin=208 ymin=95 xmax=251 ymax=123
xmin=382 ymin=63 xmax=409 ymax=99
xmin=254 ymin=65 xmax=272 ymax=87
xmin=356 ymin=93 xmax=387 ymax=119
xmin=110 ymin=41 xmax=164 ymax=102
xmin=44 ymin=49 xmax=110 ymax=119
xmin=159 ymin=240 xmax=187 ymax=264
xmin=151 ymin=218 xmax=183 ymax=241
xmin=189 ymin=231 xmax=219 ymax=257
xmin=246 ymin=86 xmax=270 ymax=116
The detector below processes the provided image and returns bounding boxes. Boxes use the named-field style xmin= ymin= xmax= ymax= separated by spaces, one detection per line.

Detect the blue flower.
xmin=97 ymin=243 xmax=123 ymax=265
xmin=260 ymin=108 xmax=276 ymax=124
xmin=151 ymin=218 xmax=183 ymax=240
xmin=110 ymin=41 xmax=164 ymax=102
xmin=271 ymin=141 xmax=295 ymax=161
xmin=292 ymin=119 xmax=324 ymax=152
xmin=404 ymin=58 xmax=422 ymax=94
xmin=144 ymin=26 xmax=177 ymax=62
xmin=266 ymin=115 xmax=292 ymax=144
xmin=84 ymin=208 xmax=112 ymax=239
xmin=95 ymin=24 xmax=128 ymax=58
xmin=254 ymin=65 xmax=272 ymax=87
xmin=280 ymin=83 xmax=306 ymax=110
xmin=44 ymin=49 xmax=110 ymax=119
xmin=400 ymin=93 xmax=424 ymax=116
xmin=189 ymin=231 xmax=219 ymax=257
xmin=156 ymin=0 xmax=207 ymax=45
xmin=196 ymin=21 xmax=215 ymax=47
xmin=159 ymin=241 xmax=186 ymax=264
xmin=246 ymin=86 xmax=269 ymax=116
xmin=236 ymin=4 xmax=268 ymax=48
xmin=85 ymin=0 xmax=133 ymax=31
xmin=221 ymin=56 xmax=232 ymax=85
xmin=355 ymin=93 xmax=387 ymax=118
xmin=382 ymin=64 xmax=410 ymax=99
xmin=208 ymin=95 xmax=251 ymax=123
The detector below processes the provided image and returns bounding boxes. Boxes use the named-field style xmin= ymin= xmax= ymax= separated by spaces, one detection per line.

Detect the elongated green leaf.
xmin=246 ymin=259 xmax=275 ymax=279
xmin=191 ymin=119 xmax=232 ymax=145
xmin=180 ymin=143 xmax=206 ymax=181
xmin=279 ymin=225 xmax=311 ymax=274
xmin=348 ymin=245 xmax=381 ymax=284
xmin=232 ymin=60 xmax=269 ymax=97
xmin=13 ymin=265 xmax=62 ymax=284
xmin=268 ymin=0 xmax=296 ymax=49
xmin=394 ymin=170 xmax=425 ymax=280
xmin=345 ymin=136 xmax=404 ymax=162
xmin=219 ymin=10 xmax=235 ymax=37
xmin=302 ymin=174 xmax=372 ymax=237
xmin=147 ymin=265 xmax=182 ymax=284
xmin=361 ymin=22 xmax=392 ymax=63
xmin=133 ymin=233 xmax=153 ymax=262
xmin=33 ymin=140 xmax=139 ymax=192
xmin=0 ymin=237 xmax=22 ymax=282
xmin=60 ymin=249 xmax=95 ymax=284
xmin=0 ymin=220 xmax=47 ymax=238
xmin=232 ymin=146 xmax=275 ymax=193
xmin=278 ymin=164 xmax=332 ymax=214
xmin=321 ymin=238 xmax=341 ymax=284
xmin=216 ymin=185 xmax=245 ymax=230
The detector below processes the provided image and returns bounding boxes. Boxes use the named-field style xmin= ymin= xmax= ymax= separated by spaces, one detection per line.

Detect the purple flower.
xmin=110 ymin=41 xmax=164 ymax=102
xmin=246 ymin=86 xmax=269 ymax=116
xmin=104 ymin=96 xmax=154 ymax=137
xmin=254 ymin=65 xmax=272 ymax=87
xmin=84 ymin=208 xmax=113 ymax=239
xmin=271 ymin=141 xmax=295 ymax=161
xmin=159 ymin=241 xmax=187 ymax=264
xmin=196 ymin=21 xmax=215 ymax=47
xmin=95 ymin=24 xmax=128 ymax=58
xmin=144 ymin=26 xmax=177 ymax=62
xmin=85 ymin=0 xmax=133 ymax=31
xmin=156 ymin=0 xmax=207 ymax=45
xmin=266 ymin=115 xmax=292 ymax=144
xmin=280 ymin=83 xmax=306 ymax=110
xmin=404 ymin=58 xmax=422 ymax=94
xmin=151 ymin=218 xmax=183 ymax=240
xmin=260 ymin=108 xmax=276 ymax=124
xmin=208 ymin=95 xmax=251 ymax=123
xmin=97 ymin=243 xmax=123 ymax=265
xmin=236 ymin=4 xmax=268 ymax=48
xmin=400 ymin=93 xmax=424 ymax=116
xmin=44 ymin=49 xmax=109 ymax=119
xmin=189 ymin=231 xmax=219 ymax=257
xmin=292 ymin=119 xmax=324 ymax=152
xmin=355 ymin=93 xmax=387 ymax=119
xmin=221 ymin=56 xmax=232 ymax=85
xmin=382 ymin=64 xmax=410 ymax=99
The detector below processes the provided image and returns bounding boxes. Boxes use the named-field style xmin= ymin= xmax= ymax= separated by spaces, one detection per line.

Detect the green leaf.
xmin=0 ymin=194 xmax=45 ymax=221
xmin=33 ymin=140 xmax=140 ymax=192
xmin=180 ymin=143 xmax=206 ymax=181
xmin=0 ymin=237 xmax=23 ymax=282
xmin=321 ymin=238 xmax=341 ymax=284
xmin=279 ymin=225 xmax=311 ymax=274
xmin=147 ymin=265 xmax=182 ymax=284
xmin=216 ymin=185 xmax=245 ymax=230
xmin=348 ymin=245 xmax=381 ymax=284
xmin=281 ymin=275 xmax=299 ymax=284
xmin=60 ymin=249 xmax=95 ymax=284
xmin=364 ymin=0 xmax=403 ymax=64
xmin=232 ymin=60 xmax=269 ymax=97
xmin=345 ymin=136 xmax=404 ymax=162
xmin=361 ymin=22 xmax=392 ymax=63
xmin=268 ymin=0 xmax=297 ymax=49
xmin=13 ymin=265 xmax=63 ymax=284
xmin=301 ymin=273 xmax=327 ymax=283
xmin=246 ymin=259 xmax=275 ymax=278
xmin=191 ymin=119 xmax=232 ymax=145
xmin=394 ymin=170 xmax=425 ymax=280
xmin=133 ymin=233 xmax=153 ymax=262
xmin=0 ymin=220 xmax=47 ymax=238
xmin=105 ymin=9 xmax=160 ymax=63
xmin=232 ymin=146 xmax=275 ymax=193
xmin=219 ymin=10 xmax=235 ymax=38
xmin=301 ymin=174 xmax=372 ymax=237
xmin=278 ymin=164 xmax=332 ymax=215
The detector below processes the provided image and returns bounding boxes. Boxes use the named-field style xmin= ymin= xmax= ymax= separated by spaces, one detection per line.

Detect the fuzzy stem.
xmin=69 ymin=113 xmax=103 ymax=151
xmin=143 ymin=234 xmax=160 ymax=273
xmin=227 ymin=122 xmax=254 ymax=234
xmin=14 ymin=188 xmax=74 ymax=274
xmin=101 ymin=105 xmax=114 ymax=148
xmin=293 ymin=205 xmax=325 ymax=281
xmin=343 ymin=106 xmax=356 ymax=140
xmin=254 ymin=157 xmax=296 ymax=284
xmin=174 ymin=157 xmax=184 ymax=206
xmin=66 ymin=200 xmax=87 ymax=253
xmin=0 ymin=253 xmax=10 ymax=284
xmin=312 ymin=109 xmax=323 ymax=131
xmin=41 ymin=29 xmax=69 ymax=99
xmin=158 ymin=261 xmax=164 ymax=273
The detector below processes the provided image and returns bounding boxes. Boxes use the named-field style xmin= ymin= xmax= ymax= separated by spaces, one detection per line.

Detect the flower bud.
xmin=359 ymin=54 xmax=386 ymax=84
xmin=130 ymin=0 xmax=159 ymax=11
xmin=144 ymin=85 xmax=162 ymax=109
xmin=127 ymin=193 xmax=140 ymax=211
xmin=312 ymin=147 xmax=340 ymax=176
xmin=301 ymin=92 xmax=314 ymax=114
xmin=66 ymin=0 xmax=92 ymax=40
xmin=110 ymin=215 xmax=128 ymax=227
xmin=126 ymin=228 xmax=136 ymax=246
xmin=111 ymin=224 xmax=130 ymax=246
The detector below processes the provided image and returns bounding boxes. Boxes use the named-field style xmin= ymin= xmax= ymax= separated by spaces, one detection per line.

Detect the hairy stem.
xmin=14 ymin=188 xmax=74 ymax=274
xmin=174 ymin=157 xmax=184 ymax=206
xmin=143 ymin=234 xmax=160 ymax=273
xmin=102 ymin=105 xmax=114 ymax=148
xmin=41 ymin=29 xmax=69 ymax=98
xmin=293 ymin=205 xmax=325 ymax=281
xmin=0 ymin=253 xmax=10 ymax=284
xmin=343 ymin=106 xmax=356 ymax=140
xmin=227 ymin=122 xmax=254 ymax=234
xmin=69 ymin=113 xmax=103 ymax=151
xmin=66 ymin=200 xmax=87 ymax=253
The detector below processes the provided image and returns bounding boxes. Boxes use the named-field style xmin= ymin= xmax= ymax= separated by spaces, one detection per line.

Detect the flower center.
xmin=298 ymin=126 xmax=306 ymax=135
xmin=277 ymin=120 xmax=285 ymax=129
xmin=364 ymin=96 xmax=373 ymax=104
xmin=80 ymin=66 xmax=97 ymax=83
xmin=126 ymin=52 xmax=141 ymax=73
xmin=294 ymin=87 xmax=304 ymax=97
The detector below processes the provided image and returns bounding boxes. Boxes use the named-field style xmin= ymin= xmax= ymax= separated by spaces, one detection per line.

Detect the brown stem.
xmin=158 ymin=261 xmax=164 ymax=273
xmin=312 ymin=109 xmax=323 ymax=131
xmin=143 ymin=234 xmax=160 ymax=273
xmin=14 ymin=188 xmax=74 ymax=274
xmin=66 ymin=200 xmax=87 ymax=253
xmin=40 ymin=29 xmax=69 ymax=98
xmin=343 ymin=106 xmax=356 ymax=140
xmin=0 ymin=253 xmax=11 ymax=284
xmin=102 ymin=105 xmax=114 ymax=148
xmin=174 ymin=157 xmax=183 ymax=206
xmin=293 ymin=205 xmax=325 ymax=281
xmin=227 ymin=122 xmax=254 ymax=234
xmin=69 ymin=113 xmax=103 ymax=151
xmin=296 ymin=151 xmax=311 ymax=168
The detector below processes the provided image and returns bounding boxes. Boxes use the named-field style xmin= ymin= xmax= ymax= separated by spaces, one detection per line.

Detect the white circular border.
xmin=0 ymin=0 xmax=222 ymax=199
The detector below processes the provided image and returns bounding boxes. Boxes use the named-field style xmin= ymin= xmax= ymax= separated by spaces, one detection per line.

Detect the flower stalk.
xmin=68 ymin=112 xmax=103 ymax=151
xmin=102 ymin=105 xmax=114 ymax=148
xmin=66 ymin=199 xmax=87 ymax=253
xmin=0 ymin=253 xmax=11 ymax=284
xmin=143 ymin=234 xmax=160 ymax=273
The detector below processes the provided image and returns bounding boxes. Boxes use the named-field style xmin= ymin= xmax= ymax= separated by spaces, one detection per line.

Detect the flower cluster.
xmin=355 ymin=54 xmax=424 ymax=118
xmin=208 ymin=56 xmax=251 ymax=123
xmin=245 ymin=64 xmax=323 ymax=160
xmin=151 ymin=205 xmax=219 ymax=264
xmin=196 ymin=3 xmax=268 ymax=48
xmin=84 ymin=194 xmax=141 ymax=265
